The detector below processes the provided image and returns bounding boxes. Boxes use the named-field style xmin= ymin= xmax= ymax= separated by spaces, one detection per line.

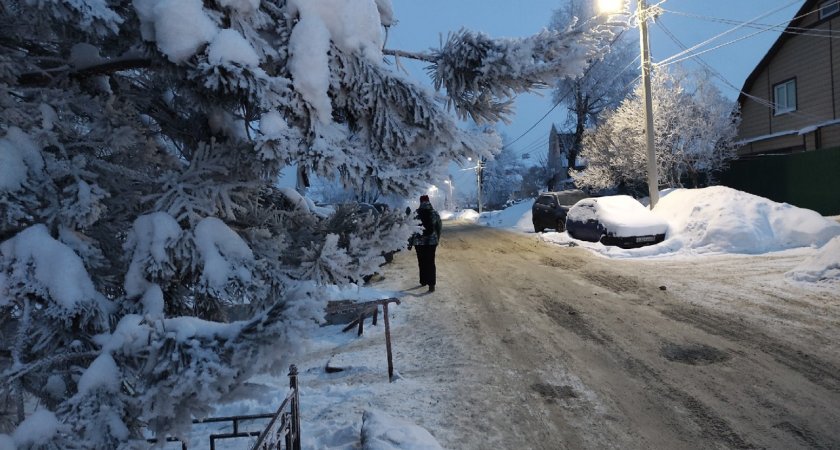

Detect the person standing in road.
xmin=409 ymin=194 xmax=442 ymax=292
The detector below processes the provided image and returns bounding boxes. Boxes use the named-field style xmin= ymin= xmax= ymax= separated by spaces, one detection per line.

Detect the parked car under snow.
xmin=565 ymin=196 xmax=668 ymax=248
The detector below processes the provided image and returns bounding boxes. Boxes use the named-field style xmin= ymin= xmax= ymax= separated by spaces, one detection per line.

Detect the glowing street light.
xmin=597 ymin=0 xmax=623 ymax=14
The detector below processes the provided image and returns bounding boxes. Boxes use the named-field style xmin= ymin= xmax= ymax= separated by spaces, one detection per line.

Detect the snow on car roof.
xmin=572 ymin=195 xmax=668 ymax=237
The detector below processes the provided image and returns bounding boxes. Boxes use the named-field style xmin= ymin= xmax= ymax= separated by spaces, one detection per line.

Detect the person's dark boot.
xmin=428 ymin=285 xmax=435 ymax=292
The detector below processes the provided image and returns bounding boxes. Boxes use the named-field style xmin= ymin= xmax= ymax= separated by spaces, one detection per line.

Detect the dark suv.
xmin=531 ymin=190 xmax=588 ymax=232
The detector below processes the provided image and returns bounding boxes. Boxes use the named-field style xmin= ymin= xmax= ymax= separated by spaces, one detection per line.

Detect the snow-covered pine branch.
xmin=0 ymin=0 xmax=622 ymax=446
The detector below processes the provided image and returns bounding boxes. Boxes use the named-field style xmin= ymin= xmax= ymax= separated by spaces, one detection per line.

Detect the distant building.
xmin=546 ymin=125 xmax=573 ymax=190
xmin=737 ymin=0 xmax=840 ymax=155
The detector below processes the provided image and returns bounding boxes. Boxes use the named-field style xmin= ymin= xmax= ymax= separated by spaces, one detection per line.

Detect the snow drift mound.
xmin=653 ymin=186 xmax=840 ymax=254
xmin=478 ymin=201 xmax=533 ymax=231
xmin=786 ymin=235 xmax=840 ymax=283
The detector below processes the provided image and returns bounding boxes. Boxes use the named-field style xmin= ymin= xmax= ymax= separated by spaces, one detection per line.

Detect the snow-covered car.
xmin=565 ymin=195 xmax=668 ymax=248
xmin=531 ymin=189 xmax=589 ymax=232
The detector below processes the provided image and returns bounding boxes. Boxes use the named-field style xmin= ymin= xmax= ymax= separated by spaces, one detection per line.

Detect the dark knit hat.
xmin=419 ymin=194 xmax=430 ymax=203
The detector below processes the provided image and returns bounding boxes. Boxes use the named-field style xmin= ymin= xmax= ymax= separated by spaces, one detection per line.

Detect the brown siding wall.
xmin=737 ymin=7 xmax=840 ymax=155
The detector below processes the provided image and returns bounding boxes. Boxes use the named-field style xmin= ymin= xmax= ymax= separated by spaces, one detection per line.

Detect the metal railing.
xmin=147 ymin=365 xmax=300 ymax=450
xmin=250 ymin=365 xmax=301 ymax=450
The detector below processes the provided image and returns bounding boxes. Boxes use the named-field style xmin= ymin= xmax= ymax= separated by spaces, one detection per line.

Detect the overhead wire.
xmin=655 ymin=18 xmax=831 ymax=123
xmin=656 ymin=0 xmax=803 ymax=66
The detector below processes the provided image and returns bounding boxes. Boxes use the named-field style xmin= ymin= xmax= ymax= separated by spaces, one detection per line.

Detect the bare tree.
xmin=550 ymin=0 xmax=639 ymax=172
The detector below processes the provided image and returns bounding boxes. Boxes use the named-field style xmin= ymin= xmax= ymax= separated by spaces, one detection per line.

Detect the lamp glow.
xmin=597 ymin=0 xmax=623 ymax=14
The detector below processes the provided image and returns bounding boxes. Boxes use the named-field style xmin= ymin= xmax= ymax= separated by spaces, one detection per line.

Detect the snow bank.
xmin=477 ymin=201 xmax=533 ymax=231
xmin=482 ymin=188 xmax=840 ymax=273
xmin=653 ymin=186 xmax=840 ymax=254
xmin=786 ymin=235 xmax=840 ymax=283
xmin=440 ymin=209 xmax=480 ymax=222
xmin=360 ymin=410 xmax=443 ymax=450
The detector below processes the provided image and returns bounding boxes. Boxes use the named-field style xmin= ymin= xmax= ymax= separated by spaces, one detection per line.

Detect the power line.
xmin=657 ymin=0 xmax=803 ymax=66
xmin=656 ymin=18 xmax=830 ymax=123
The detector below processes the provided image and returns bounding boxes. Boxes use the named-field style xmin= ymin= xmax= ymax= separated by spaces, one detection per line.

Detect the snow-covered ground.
xmin=197 ymin=187 xmax=839 ymax=449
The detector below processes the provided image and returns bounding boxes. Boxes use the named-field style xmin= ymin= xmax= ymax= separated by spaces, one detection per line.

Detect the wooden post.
xmin=383 ymin=302 xmax=394 ymax=381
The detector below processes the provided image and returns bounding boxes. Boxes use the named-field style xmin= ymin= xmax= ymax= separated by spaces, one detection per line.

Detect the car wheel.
xmin=555 ymin=218 xmax=566 ymax=232
xmin=533 ymin=222 xmax=544 ymax=233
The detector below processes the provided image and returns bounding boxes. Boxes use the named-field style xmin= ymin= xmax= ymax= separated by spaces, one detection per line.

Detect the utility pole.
xmin=638 ymin=0 xmax=659 ymax=209
xmin=476 ymin=158 xmax=483 ymax=214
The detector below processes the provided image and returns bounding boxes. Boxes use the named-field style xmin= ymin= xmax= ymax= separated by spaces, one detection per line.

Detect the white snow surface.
xmin=124 ymin=212 xmax=182 ymax=298
xmin=360 ymin=410 xmax=443 ymax=450
xmin=12 ymin=410 xmax=61 ymax=448
xmin=287 ymin=0 xmax=386 ymax=122
xmin=135 ymin=0 xmax=219 ymax=63
xmin=0 ymin=225 xmax=103 ymax=310
xmin=568 ymin=195 xmax=668 ymax=237
xmin=194 ymin=217 xmax=254 ymax=289
xmin=439 ymin=209 xmax=480 ymax=222
xmin=476 ymin=201 xmax=533 ymax=231
xmin=217 ymin=0 xmax=260 ymax=14
xmin=0 ymin=127 xmax=44 ymax=192
xmin=207 ymin=29 xmax=260 ymax=67
xmin=0 ymin=434 xmax=14 ymax=450
xmin=77 ymin=353 xmax=121 ymax=395
xmin=787 ymin=235 xmax=840 ymax=283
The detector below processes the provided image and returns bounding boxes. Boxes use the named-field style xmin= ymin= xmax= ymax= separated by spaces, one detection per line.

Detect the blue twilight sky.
xmin=387 ymin=0 xmax=806 ymax=162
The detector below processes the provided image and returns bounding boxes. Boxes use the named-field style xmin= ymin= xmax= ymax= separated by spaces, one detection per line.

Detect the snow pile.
xmin=653 ymin=186 xmax=840 ymax=254
xmin=361 ymin=410 xmax=443 ymax=450
xmin=786 ymin=235 xmax=840 ymax=283
xmin=477 ymin=201 xmax=533 ymax=231
xmin=440 ymin=209 xmax=480 ymax=222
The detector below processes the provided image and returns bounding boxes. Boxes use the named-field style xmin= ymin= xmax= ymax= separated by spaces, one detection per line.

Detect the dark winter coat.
xmin=411 ymin=202 xmax=442 ymax=246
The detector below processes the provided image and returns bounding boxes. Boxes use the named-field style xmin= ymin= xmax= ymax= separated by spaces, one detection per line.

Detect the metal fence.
xmin=147 ymin=365 xmax=301 ymax=450
xmin=720 ymin=147 xmax=840 ymax=215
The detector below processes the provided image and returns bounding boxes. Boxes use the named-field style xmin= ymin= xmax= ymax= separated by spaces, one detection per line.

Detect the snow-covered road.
xmin=356 ymin=221 xmax=840 ymax=449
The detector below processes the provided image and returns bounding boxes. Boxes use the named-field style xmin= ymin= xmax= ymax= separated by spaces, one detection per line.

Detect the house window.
xmin=774 ymin=79 xmax=796 ymax=115
xmin=820 ymin=0 xmax=840 ymax=19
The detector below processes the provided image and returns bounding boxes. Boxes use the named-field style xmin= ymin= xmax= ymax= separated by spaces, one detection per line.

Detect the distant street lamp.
xmin=598 ymin=0 xmax=659 ymax=209
xmin=443 ymin=177 xmax=454 ymax=210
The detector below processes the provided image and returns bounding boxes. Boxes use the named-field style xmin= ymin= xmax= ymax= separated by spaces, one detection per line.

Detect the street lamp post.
xmin=599 ymin=0 xmax=659 ymax=209
xmin=637 ymin=0 xmax=659 ymax=209
xmin=443 ymin=177 xmax=454 ymax=210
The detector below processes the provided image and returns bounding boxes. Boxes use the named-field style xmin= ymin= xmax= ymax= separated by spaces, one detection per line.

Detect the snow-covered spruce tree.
xmin=0 ymin=0 xmax=620 ymax=447
xmin=482 ymin=143 xmax=524 ymax=209
xmin=574 ymin=66 xmax=740 ymax=193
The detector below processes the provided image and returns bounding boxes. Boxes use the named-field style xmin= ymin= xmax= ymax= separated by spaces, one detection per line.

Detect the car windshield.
xmin=554 ymin=190 xmax=587 ymax=205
